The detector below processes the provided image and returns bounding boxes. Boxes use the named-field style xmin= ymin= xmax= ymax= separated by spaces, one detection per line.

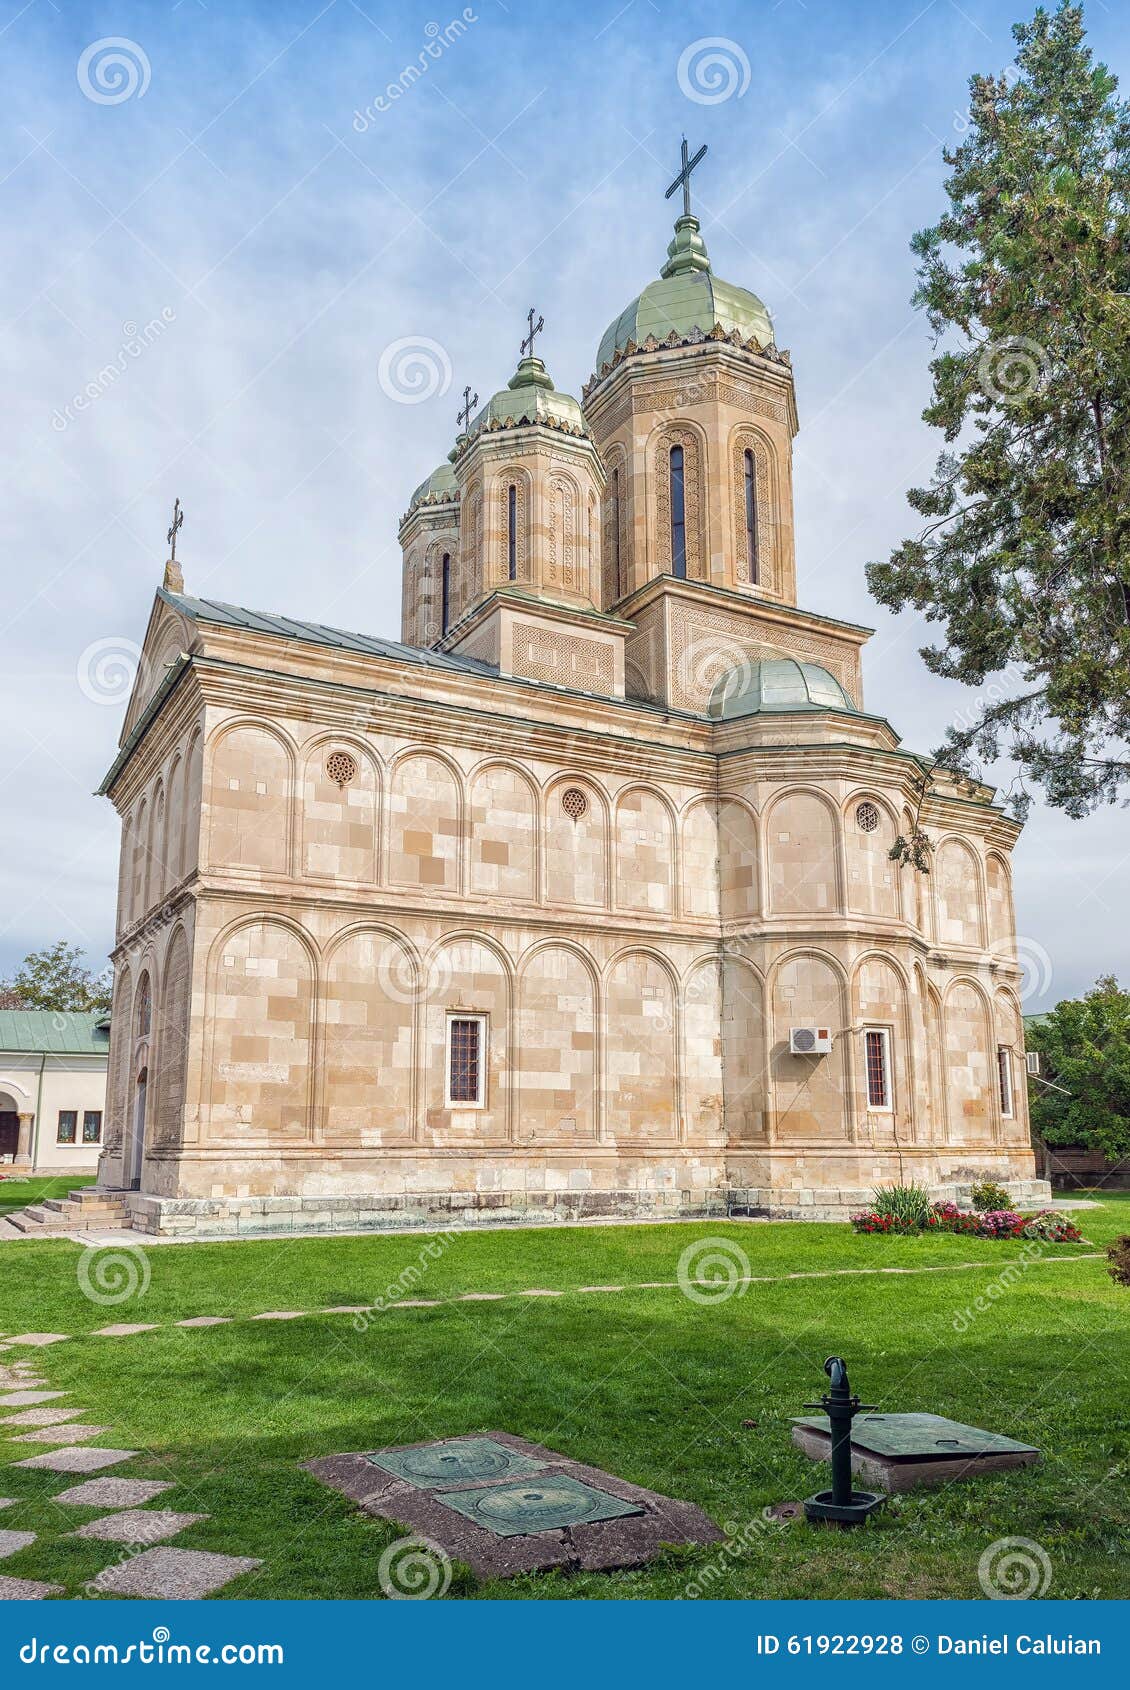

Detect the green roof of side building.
xmin=0 ymin=1010 xmax=110 ymax=1056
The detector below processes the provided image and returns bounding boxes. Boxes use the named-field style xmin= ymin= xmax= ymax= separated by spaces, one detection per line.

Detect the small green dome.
xmin=595 ymin=215 xmax=774 ymax=370
xmin=709 ymin=657 xmax=856 ymax=720
xmin=470 ymin=355 xmax=586 ymax=436
xmin=409 ymin=459 xmax=458 ymax=510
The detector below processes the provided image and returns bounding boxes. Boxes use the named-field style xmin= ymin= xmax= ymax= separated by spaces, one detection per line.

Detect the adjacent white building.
xmin=0 ymin=1010 xmax=110 ymax=1172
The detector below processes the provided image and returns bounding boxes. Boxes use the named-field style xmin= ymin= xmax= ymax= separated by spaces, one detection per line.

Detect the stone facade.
xmin=96 ymin=209 xmax=1046 ymax=1234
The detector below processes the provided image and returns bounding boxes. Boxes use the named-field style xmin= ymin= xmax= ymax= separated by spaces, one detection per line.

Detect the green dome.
xmin=709 ymin=657 xmax=856 ymax=720
xmin=409 ymin=459 xmax=458 ymax=510
xmin=595 ymin=215 xmax=773 ymax=370
xmin=470 ymin=355 xmax=586 ymax=436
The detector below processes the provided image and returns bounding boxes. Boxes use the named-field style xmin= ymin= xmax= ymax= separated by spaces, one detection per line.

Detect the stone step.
xmin=6 ymin=1204 xmax=130 ymax=1236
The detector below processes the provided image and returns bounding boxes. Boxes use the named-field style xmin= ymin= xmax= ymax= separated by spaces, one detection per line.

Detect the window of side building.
xmin=57 ymin=1110 xmax=77 ymax=1144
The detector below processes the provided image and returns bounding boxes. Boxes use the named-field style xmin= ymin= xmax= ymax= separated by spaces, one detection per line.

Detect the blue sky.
xmin=1 ymin=0 xmax=1127 ymax=1008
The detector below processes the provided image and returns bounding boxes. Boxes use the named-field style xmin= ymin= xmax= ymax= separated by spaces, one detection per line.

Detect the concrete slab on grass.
xmin=13 ymin=1447 xmax=138 ymax=1474
xmin=54 ymin=1477 xmax=174 ymax=1508
xmin=91 ymin=1547 xmax=261 ymax=1599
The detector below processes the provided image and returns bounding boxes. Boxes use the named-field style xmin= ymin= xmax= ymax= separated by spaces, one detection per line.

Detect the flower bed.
xmin=850 ymin=1203 xmax=1083 ymax=1242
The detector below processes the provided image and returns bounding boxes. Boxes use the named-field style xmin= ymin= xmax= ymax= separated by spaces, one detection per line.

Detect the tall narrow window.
xmin=507 ymin=484 xmax=517 ymax=581
xmin=446 ymin=1014 xmax=486 ymax=1107
xmin=744 ymin=448 xmax=759 ymax=584
xmin=56 ymin=1110 xmax=77 ymax=1145
xmin=440 ymin=552 xmax=451 ymax=636
xmin=669 ymin=446 xmax=686 ymax=578
xmin=83 ymin=1110 xmax=103 ymax=1144
xmin=612 ymin=466 xmax=622 ymax=599
xmin=997 ymin=1046 xmax=1014 ymax=1118
xmin=864 ymin=1028 xmax=890 ymax=1111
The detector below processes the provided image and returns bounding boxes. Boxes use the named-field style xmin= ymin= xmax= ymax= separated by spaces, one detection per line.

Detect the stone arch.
xmin=458 ymin=483 xmax=483 ymax=614
xmin=722 ymin=952 xmax=768 ymax=1141
xmin=424 ymin=934 xmax=512 ymax=1137
xmin=851 ymin=952 xmax=912 ymax=1129
xmin=651 ymin=419 xmax=707 ymax=581
xmin=844 ymin=790 xmax=900 ymax=920
xmin=601 ymin=442 xmax=630 ymax=605
xmin=769 ymin=949 xmax=850 ymax=1142
xmin=614 ymin=784 xmax=675 ymax=915
xmin=545 ymin=468 xmax=581 ymax=595
xmin=604 ymin=947 xmax=678 ymax=1142
xmin=766 ymin=788 xmax=841 ymax=916
xmin=300 ymin=736 xmax=380 ymax=884
xmin=543 ymin=775 xmax=609 ymax=908
xmin=729 ymin=422 xmax=778 ymax=593
xmin=943 ymin=976 xmax=994 ymax=1143
xmin=422 ymin=533 xmax=458 ymax=645
xmin=321 ymin=925 xmax=417 ymax=1145
xmin=388 ymin=749 xmax=463 ymax=892
xmin=935 ymin=837 xmax=986 ymax=948
xmin=149 ymin=779 xmax=167 ymax=905
xmin=517 ymin=941 xmax=598 ymax=1143
xmin=206 ymin=720 xmax=294 ymax=875
xmin=153 ymin=924 xmax=191 ymax=1149
xmin=994 ymin=985 xmax=1027 ymax=1139
xmin=493 ymin=464 xmax=532 ymax=587
xmin=684 ymin=954 xmax=724 ymax=1141
xmin=468 ymin=759 xmax=538 ymax=902
xmin=203 ymin=916 xmax=315 ymax=1141
xmin=718 ymin=795 xmax=759 ymax=919
xmin=164 ymin=753 xmax=183 ymax=889
xmin=681 ymin=798 xmax=719 ymax=919
xmin=180 ymin=727 xmax=203 ymax=879
xmin=131 ymin=795 xmax=148 ymax=923
xmin=985 ymin=851 xmax=1015 ymax=949
xmin=106 ymin=962 xmax=132 ymax=1151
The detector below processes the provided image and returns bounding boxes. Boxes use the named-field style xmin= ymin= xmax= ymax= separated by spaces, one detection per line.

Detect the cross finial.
xmin=457 ymin=384 xmax=479 ymax=433
xmin=520 ymin=306 xmax=544 ymax=359
xmin=166 ymin=497 xmax=183 ymax=562
xmin=665 ymin=135 xmax=708 ymax=219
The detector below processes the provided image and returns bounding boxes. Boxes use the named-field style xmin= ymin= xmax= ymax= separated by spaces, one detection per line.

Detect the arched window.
xmin=669 ymin=446 xmax=686 ymax=579
xmin=612 ymin=466 xmax=622 ymax=598
xmin=135 ymin=975 xmax=152 ymax=1039
xmin=507 ymin=484 xmax=517 ymax=581
xmin=440 ymin=552 xmax=451 ymax=636
xmin=744 ymin=448 xmax=759 ymax=585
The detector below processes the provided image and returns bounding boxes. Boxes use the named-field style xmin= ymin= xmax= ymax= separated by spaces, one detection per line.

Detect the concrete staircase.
xmin=5 ymin=1187 xmax=131 ymax=1237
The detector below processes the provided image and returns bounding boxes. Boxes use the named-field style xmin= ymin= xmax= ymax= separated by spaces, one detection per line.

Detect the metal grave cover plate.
xmin=790 ymin=1412 xmax=1038 ymax=1462
xmin=365 ymin=1437 xmax=546 ymax=1490
xmin=439 ymin=1474 xmax=645 ymax=1537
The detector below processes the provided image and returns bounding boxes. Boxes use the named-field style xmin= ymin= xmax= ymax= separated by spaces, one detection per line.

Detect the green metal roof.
xmin=709 ymin=657 xmax=857 ymax=720
xmin=408 ymin=458 xmax=458 ymax=511
xmin=0 ymin=1009 xmax=110 ymax=1056
xmin=595 ymin=215 xmax=773 ymax=370
xmin=470 ymin=355 xmax=586 ymax=435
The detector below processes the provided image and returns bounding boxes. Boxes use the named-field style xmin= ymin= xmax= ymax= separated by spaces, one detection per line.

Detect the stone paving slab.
xmin=0 ymin=1391 xmax=66 ymax=1408
xmin=54 ymin=1477 xmax=175 ymax=1508
xmin=71 ymin=1510 xmax=209 ymax=1545
xmin=13 ymin=1446 xmax=138 ymax=1474
xmin=93 ymin=1324 xmax=159 ymax=1337
xmin=306 ymin=1429 xmax=722 ymax=1580
xmin=0 ymin=1574 xmax=62 ymax=1599
xmin=91 ymin=1547 xmax=262 ymax=1599
xmin=252 ymin=1311 xmax=305 ymax=1321
xmin=0 ymin=1500 xmax=13 ymax=1510
xmin=4 ymin=1335 xmax=69 ymax=1347
xmin=176 ymin=1317 xmax=230 ymax=1327
xmin=0 ymin=1406 xmax=86 ymax=1428
xmin=12 ymin=1424 xmax=112 ymax=1445
xmin=0 ymin=1530 xmax=36 ymax=1559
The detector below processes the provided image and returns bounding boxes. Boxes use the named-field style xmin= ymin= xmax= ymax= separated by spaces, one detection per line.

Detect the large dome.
xmin=469 ymin=355 xmax=586 ymax=436
xmin=595 ymin=214 xmax=773 ymax=371
xmin=708 ymin=657 xmax=856 ymax=720
xmin=408 ymin=458 xmax=458 ymax=511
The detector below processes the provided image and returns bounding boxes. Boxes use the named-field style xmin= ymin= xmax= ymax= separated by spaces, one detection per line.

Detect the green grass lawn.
xmin=0 ymin=1194 xmax=1126 ymax=1601
xmin=0 ymin=1174 xmax=95 ymax=1218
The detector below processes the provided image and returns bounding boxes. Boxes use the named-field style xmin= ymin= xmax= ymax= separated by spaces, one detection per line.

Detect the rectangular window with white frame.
xmin=863 ymin=1027 xmax=892 ymax=1112
xmin=997 ymin=1045 xmax=1014 ymax=1118
xmin=445 ymin=1013 xmax=487 ymax=1108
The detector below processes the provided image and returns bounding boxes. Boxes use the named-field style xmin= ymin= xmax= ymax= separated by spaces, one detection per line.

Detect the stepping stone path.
xmin=14 ymin=1447 xmax=139 ymax=1474
xmin=71 ymin=1510 xmax=209 ymax=1545
xmin=0 ymin=1406 xmax=85 ymax=1427
xmin=0 ymin=1575 xmax=62 ymax=1600
xmin=14 ymin=1425 xmax=112 ymax=1444
xmin=4 ymin=1335 xmax=68 ymax=1347
xmin=55 ymin=1477 xmax=175 ymax=1507
xmin=0 ymin=1500 xmax=13 ymax=1511
xmin=91 ymin=1548 xmax=261 ymax=1599
xmin=176 ymin=1316 xmax=230 ymax=1327
xmin=93 ymin=1324 xmax=159 ymax=1337
xmin=0 ymin=1392 xmax=66 ymax=1408
xmin=0 ymin=1530 xmax=37 ymax=1559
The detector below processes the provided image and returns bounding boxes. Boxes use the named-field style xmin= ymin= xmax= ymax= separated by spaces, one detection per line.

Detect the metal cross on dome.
xmin=520 ymin=307 xmax=544 ymax=359
xmin=166 ymin=497 xmax=183 ymax=562
xmin=665 ymin=136 xmax=708 ymax=218
xmin=457 ymin=384 xmax=478 ymax=432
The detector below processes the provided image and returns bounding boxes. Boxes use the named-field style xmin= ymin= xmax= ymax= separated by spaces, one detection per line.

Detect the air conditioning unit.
xmin=790 ymin=1026 xmax=833 ymax=1055
xmin=1025 ymin=1051 xmax=1042 ymax=1077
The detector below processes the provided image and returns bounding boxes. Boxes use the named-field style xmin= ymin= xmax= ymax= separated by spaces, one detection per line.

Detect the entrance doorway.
xmin=127 ymin=1067 xmax=148 ymax=1189
xmin=0 ymin=1110 xmax=18 ymax=1162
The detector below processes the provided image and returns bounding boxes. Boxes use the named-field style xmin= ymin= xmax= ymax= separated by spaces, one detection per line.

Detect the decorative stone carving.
xmin=731 ymin=433 xmax=774 ymax=590
xmin=653 ymin=426 xmax=706 ymax=581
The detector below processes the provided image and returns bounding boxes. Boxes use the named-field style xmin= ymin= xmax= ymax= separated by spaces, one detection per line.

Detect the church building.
xmin=95 ymin=158 xmax=1048 ymax=1235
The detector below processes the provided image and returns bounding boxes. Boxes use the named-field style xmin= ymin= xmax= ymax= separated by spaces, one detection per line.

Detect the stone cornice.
xmin=582 ymin=332 xmax=799 ymax=437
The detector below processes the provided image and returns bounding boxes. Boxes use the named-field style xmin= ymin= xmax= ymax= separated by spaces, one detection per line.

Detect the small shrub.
xmin=1107 ymin=1236 xmax=1130 ymax=1288
xmin=850 ymin=1203 xmax=1083 ymax=1243
xmin=872 ymin=1182 xmax=933 ymax=1225
xmin=970 ymin=1180 xmax=1011 ymax=1212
